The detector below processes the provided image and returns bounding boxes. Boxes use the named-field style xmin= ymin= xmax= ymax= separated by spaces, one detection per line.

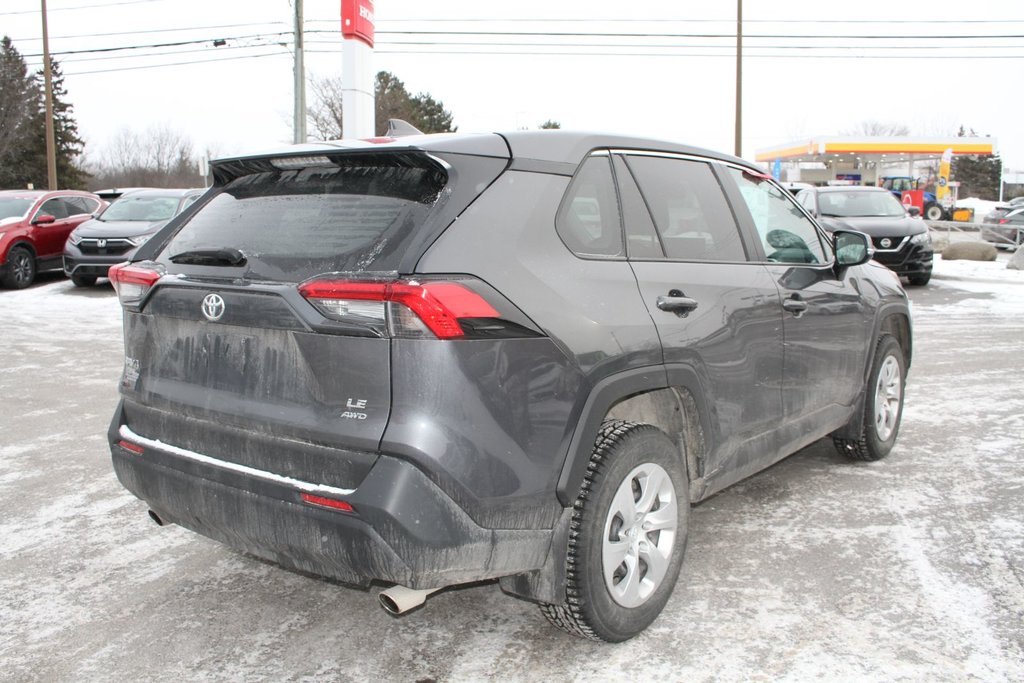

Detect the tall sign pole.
xmin=734 ymin=0 xmax=742 ymax=158
xmin=40 ymin=0 xmax=58 ymax=189
xmin=341 ymin=0 xmax=375 ymax=139
xmin=293 ymin=0 xmax=307 ymax=144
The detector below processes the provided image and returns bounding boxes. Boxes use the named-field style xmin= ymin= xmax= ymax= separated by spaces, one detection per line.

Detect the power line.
xmin=304 ymin=38 xmax=1024 ymax=51
xmin=57 ymin=49 xmax=288 ymax=76
xmin=366 ymin=29 xmax=1024 ymax=40
xmin=0 ymin=0 xmax=166 ymax=16
xmin=23 ymin=32 xmax=290 ymax=58
xmin=330 ymin=48 xmax=1024 ymax=60
xmin=11 ymin=21 xmax=288 ymax=43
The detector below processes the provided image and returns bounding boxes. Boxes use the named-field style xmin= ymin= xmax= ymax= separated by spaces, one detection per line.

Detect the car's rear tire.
xmin=70 ymin=274 xmax=97 ymax=287
xmin=540 ymin=420 xmax=688 ymax=642
xmin=907 ymin=271 xmax=931 ymax=286
xmin=3 ymin=246 xmax=36 ymax=289
xmin=834 ymin=334 xmax=905 ymax=461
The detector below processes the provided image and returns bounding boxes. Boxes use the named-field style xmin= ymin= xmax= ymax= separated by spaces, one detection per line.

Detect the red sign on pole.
xmin=341 ymin=0 xmax=375 ymax=48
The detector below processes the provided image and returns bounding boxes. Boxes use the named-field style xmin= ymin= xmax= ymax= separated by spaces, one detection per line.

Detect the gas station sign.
xmin=342 ymin=0 xmax=375 ymax=48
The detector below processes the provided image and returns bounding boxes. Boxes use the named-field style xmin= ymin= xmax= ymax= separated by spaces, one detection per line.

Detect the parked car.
xmin=981 ymin=204 xmax=1024 ymax=249
xmin=63 ymin=188 xmax=205 ymax=286
xmin=0 ymin=189 xmax=105 ymax=289
xmin=107 ymin=131 xmax=911 ymax=642
xmin=797 ymin=185 xmax=934 ymax=285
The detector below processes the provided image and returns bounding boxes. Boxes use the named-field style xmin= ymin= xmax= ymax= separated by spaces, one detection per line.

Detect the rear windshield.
xmin=158 ymin=155 xmax=448 ymax=281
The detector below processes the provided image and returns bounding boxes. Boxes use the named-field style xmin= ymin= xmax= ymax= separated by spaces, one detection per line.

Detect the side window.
xmin=612 ymin=156 xmax=664 ymax=258
xmin=727 ymin=168 xmax=827 ymax=265
xmin=36 ymin=198 xmax=70 ymax=220
xmin=626 ymin=155 xmax=747 ymax=262
xmin=556 ymin=155 xmax=624 ymax=258
xmin=797 ymin=191 xmax=817 ymax=213
xmin=62 ymin=196 xmax=92 ymax=215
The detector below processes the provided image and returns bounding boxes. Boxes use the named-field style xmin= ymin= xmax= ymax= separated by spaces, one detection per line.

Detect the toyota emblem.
xmin=880 ymin=238 xmax=892 ymax=248
xmin=201 ymin=293 xmax=226 ymax=321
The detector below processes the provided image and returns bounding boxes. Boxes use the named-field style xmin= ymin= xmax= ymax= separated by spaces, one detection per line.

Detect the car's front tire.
xmin=834 ymin=334 xmax=906 ymax=461
xmin=907 ymin=270 xmax=931 ymax=286
xmin=3 ymin=246 xmax=36 ymax=289
xmin=540 ymin=420 xmax=688 ymax=642
xmin=70 ymin=273 xmax=97 ymax=287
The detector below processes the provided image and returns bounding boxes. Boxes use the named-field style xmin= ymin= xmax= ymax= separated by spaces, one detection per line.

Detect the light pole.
xmin=40 ymin=0 xmax=58 ymax=189
xmin=734 ymin=0 xmax=742 ymax=159
xmin=293 ymin=0 xmax=307 ymax=144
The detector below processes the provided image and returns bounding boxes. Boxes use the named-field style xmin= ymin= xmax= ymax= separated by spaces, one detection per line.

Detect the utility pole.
xmin=40 ymin=0 xmax=58 ymax=189
xmin=734 ymin=0 xmax=742 ymax=159
xmin=293 ymin=0 xmax=307 ymax=144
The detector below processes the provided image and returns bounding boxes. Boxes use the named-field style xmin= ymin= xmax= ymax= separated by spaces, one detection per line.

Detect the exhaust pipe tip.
xmin=147 ymin=510 xmax=165 ymax=527
xmin=378 ymin=585 xmax=443 ymax=615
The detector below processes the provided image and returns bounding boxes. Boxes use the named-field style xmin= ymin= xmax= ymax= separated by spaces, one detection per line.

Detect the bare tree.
xmin=90 ymin=124 xmax=202 ymax=188
xmin=309 ymin=75 xmax=344 ymax=139
xmin=842 ymin=120 xmax=911 ymax=137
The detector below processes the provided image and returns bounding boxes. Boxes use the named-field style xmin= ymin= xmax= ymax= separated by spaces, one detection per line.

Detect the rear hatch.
xmin=112 ymin=146 xmax=508 ymax=489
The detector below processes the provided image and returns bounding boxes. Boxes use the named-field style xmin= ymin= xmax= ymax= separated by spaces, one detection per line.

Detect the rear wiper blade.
xmin=169 ymin=247 xmax=247 ymax=266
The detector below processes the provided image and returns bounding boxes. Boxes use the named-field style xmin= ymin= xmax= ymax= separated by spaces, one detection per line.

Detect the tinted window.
xmin=626 ymin=155 xmax=746 ymax=262
xmin=797 ymin=191 xmax=816 ymax=213
xmin=613 ymin=156 xmax=663 ymax=258
xmin=728 ymin=169 xmax=827 ymax=265
xmin=160 ymin=156 xmax=448 ymax=281
xmin=62 ymin=196 xmax=93 ymax=214
xmin=556 ymin=155 xmax=624 ymax=258
xmin=37 ymin=198 xmax=70 ymax=220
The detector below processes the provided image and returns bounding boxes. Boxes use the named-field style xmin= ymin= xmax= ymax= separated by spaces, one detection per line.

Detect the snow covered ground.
xmin=0 ymin=255 xmax=1022 ymax=682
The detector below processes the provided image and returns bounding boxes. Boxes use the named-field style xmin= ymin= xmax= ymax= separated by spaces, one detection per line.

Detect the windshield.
xmin=818 ymin=191 xmax=906 ymax=218
xmin=159 ymin=156 xmax=448 ymax=282
xmin=100 ymin=196 xmax=181 ymax=222
xmin=0 ymin=198 xmax=33 ymax=220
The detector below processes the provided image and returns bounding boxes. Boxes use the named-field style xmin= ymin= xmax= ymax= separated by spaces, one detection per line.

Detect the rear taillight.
xmin=999 ymin=218 xmax=1008 ymax=224
xmin=299 ymin=279 xmax=500 ymax=339
xmin=108 ymin=261 xmax=162 ymax=306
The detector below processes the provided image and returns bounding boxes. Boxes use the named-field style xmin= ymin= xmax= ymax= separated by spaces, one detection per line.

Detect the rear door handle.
xmin=656 ymin=290 xmax=699 ymax=317
xmin=782 ymin=296 xmax=808 ymax=315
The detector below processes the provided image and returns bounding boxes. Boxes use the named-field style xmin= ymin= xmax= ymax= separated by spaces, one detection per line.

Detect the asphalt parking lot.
xmin=2 ymin=257 xmax=1022 ymax=682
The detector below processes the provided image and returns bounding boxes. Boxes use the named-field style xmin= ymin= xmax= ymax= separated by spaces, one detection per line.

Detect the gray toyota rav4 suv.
xmin=108 ymin=131 xmax=911 ymax=642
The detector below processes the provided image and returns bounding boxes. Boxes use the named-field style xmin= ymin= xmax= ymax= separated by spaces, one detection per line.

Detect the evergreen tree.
xmin=0 ymin=36 xmax=39 ymax=188
xmin=951 ymin=125 xmax=1001 ymax=201
xmin=0 ymin=37 xmax=86 ymax=189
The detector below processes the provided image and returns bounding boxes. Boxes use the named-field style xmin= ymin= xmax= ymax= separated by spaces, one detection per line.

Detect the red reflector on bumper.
xmin=118 ymin=440 xmax=144 ymax=454
xmin=301 ymin=493 xmax=355 ymax=513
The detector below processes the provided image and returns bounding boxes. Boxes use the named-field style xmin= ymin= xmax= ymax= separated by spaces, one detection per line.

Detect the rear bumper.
xmin=108 ymin=404 xmax=553 ymax=588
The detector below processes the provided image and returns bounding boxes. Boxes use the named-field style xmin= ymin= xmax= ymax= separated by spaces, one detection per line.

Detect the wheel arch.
xmin=555 ymin=365 xmax=713 ymax=508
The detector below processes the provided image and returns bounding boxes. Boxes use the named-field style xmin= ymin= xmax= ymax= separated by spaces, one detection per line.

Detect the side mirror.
xmin=32 ymin=214 xmax=56 ymax=225
xmin=907 ymin=206 xmax=921 ymax=217
xmin=833 ymin=229 xmax=873 ymax=268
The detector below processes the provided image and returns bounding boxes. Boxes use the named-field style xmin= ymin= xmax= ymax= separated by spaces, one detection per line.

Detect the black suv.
xmin=796 ymin=185 xmax=934 ymax=286
xmin=108 ymin=131 xmax=911 ymax=642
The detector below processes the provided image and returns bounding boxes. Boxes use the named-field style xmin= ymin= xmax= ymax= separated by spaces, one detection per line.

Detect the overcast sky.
xmin=4 ymin=0 xmax=1023 ymax=171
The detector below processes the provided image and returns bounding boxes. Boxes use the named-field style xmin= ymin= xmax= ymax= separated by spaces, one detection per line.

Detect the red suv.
xmin=0 ymin=189 xmax=106 ymax=289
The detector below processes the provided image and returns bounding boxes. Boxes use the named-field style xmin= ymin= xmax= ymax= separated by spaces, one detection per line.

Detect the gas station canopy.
xmin=755 ymin=136 xmax=997 ymax=165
